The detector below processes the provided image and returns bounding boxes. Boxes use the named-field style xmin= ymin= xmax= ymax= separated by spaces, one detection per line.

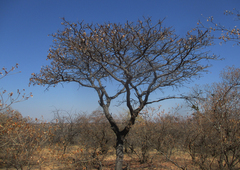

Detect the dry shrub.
xmin=0 ymin=109 xmax=54 ymax=170
xmin=185 ymin=66 xmax=240 ymax=170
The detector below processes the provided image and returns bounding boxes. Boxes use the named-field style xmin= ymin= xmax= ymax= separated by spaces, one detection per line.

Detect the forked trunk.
xmin=100 ymin=105 xmax=138 ymax=169
xmin=115 ymin=134 xmax=124 ymax=170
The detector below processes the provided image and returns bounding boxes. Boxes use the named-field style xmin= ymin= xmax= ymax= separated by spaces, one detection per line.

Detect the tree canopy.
xmin=30 ymin=17 xmax=218 ymax=169
xmin=30 ymin=18 xmax=216 ymax=111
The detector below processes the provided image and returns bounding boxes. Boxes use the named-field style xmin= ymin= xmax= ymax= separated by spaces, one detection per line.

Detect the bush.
xmin=0 ymin=108 xmax=53 ymax=170
xmin=185 ymin=66 xmax=240 ymax=170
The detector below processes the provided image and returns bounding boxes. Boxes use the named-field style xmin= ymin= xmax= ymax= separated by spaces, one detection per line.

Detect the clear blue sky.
xmin=1 ymin=0 xmax=239 ymax=120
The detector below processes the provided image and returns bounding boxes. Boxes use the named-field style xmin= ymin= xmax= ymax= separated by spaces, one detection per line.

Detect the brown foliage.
xmin=185 ymin=66 xmax=240 ymax=170
xmin=0 ymin=109 xmax=54 ymax=170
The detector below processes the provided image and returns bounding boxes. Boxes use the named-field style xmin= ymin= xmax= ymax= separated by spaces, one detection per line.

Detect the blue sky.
xmin=1 ymin=0 xmax=239 ymax=120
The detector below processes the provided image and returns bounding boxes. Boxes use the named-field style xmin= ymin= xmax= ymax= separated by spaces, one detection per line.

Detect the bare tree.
xmin=0 ymin=64 xmax=33 ymax=111
xmin=185 ymin=66 xmax=240 ymax=169
xmin=198 ymin=8 xmax=240 ymax=45
xmin=51 ymin=109 xmax=81 ymax=154
xmin=30 ymin=17 xmax=217 ymax=170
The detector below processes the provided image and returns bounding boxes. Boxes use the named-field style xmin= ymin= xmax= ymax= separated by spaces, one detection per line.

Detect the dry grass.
xmin=0 ymin=145 xmax=185 ymax=170
xmin=1 ymin=145 xmax=239 ymax=170
xmin=0 ymin=151 xmax=189 ymax=170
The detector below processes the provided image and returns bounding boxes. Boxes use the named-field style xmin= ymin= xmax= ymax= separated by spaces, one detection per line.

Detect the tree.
xmin=185 ymin=66 xmax=240 ymax=169
xmin=51 ymin=109 xmax=81 ymax=154
xmin=0 ymin=64 xmax=33 ymax=111
xmin=198 ymin=8 xmax=240 ymax=45
xmin=30 ymin=17 xmax=217 ymax=169
xmin=0 ymin=64 xmax=37 ymax=169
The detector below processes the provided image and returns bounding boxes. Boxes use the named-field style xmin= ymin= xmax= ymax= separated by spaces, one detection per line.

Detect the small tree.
xmin=51 ymin=110 xmax=81 ymax=154
xmin=0 ymin=64 xmax=32 ymax=111
xmin=30 ymin=17 xmax=217 ymax=169
xmin=0 ymin=112 xmax=53 ymax=170
xmin=186 ymin=66 xmax=240 ymax=169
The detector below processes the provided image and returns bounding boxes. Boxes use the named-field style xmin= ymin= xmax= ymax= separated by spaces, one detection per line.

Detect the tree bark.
xmin=115 ymin=134 xmax=125 ymax=170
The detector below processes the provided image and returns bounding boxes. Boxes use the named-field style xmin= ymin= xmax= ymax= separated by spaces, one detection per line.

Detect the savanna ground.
xmin=0 ymin=144 xmax=199 ymax=170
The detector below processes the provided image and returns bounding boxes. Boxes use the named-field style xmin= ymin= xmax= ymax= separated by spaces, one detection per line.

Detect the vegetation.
xmin=0 ymin=64 xmax=32 ymax=112
xmin=1 ymin=66 xmax=240 ymax=169
xmin=29 ymin=17 xmax=217 ymax=170
xmin=198 ymin=8 xmax=240 ymax=45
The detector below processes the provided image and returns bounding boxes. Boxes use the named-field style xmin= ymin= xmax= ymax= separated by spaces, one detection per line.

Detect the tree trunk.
xmin=115 ymin=134 xmax=124 ymax=170
xmin=124 ymin=138 xmax=128 ymax=153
